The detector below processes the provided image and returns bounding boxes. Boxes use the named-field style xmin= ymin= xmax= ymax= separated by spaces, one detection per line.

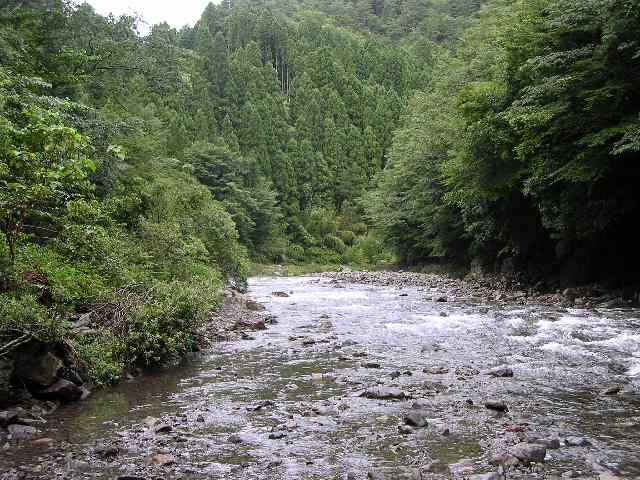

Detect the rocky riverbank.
xmin=0 ymin=288 xmax=268 ymax=446
xmin=323 ymin=270 xmax=639 ymax=310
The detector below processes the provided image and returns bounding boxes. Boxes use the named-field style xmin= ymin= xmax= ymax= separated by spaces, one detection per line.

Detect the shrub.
xmin=287 ymin=244 xmax=306 ymax=262
xmin=339 ymin=230 xmax=357 ymax=246
xmin=323 ymin=235 xmax=347 ymax=254
xmin=352 ymin=222 xmax=368 ymax=236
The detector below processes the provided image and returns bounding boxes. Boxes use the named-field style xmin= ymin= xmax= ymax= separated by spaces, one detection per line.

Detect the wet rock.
xmin=272 ymin=291 xmax=289 ymax=297
xmin=147 ymin=453 xmax=176 ymax=466
xmin=37 ymin=379 xmax=83 ymax=403
xmin=564 ymin=436 xmax=591 ymax=447
xmin=403 ymin=410 xmax=429 ymax=428
xmin=116 ymin=476 xmax=147 ymax=480
xmin=0 ymin=410 xmax=19 ymax=428
xmin=0 ymin=357 xmax=13 ymax=403
xmin=13 ymin=345 xmax=62 ymax=388
xmin=435 ymin=295 xmax=448 ymax=303
xmin=423 ymin=366 xmax=449 ymax=374
xmin=228 ymin=434 xmax=243 ymax=444
xmin=268 ymin=431 xmax=286 ymax=439
xmin=398 ymin=424 xmax=414 ymax=435
xmin=7 ymin=424 xmax=37 ymax=440
xmin=601 ymin=385 xmax=622 ymax=395
xmin=245 ymin=300 xmax=266 ymax=311
xmin=360 ymin=387 xmax=407 ymax=400
xmin=363 ymin=362 xmax=381 ymax=369
xmin=511 ymin=442 xmax=547 ymax=464
xmin=233 ymin=317 xmax=266 ymax=331
xmin=154 ymin=423 xmax=172 ymax=434
xmin=484 ymin=400 xmax=508 ymax=412
xmin=485 ymin=366 xmax=514 ymax=378
xmin=247 ymin=400 xmax=275 ymax=411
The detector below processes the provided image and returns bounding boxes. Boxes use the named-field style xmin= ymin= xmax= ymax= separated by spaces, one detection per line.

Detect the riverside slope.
xmin=1 ymin=273 xmax=639 ymax=479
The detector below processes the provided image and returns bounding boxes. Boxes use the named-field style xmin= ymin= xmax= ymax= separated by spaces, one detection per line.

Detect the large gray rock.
xmin=404 ymin=410 xmax=429 ymax=428
xmin=485 ymin=366 xmax=514 ymax=378
xmin=511 ymin=442 xmax=547 ymax=464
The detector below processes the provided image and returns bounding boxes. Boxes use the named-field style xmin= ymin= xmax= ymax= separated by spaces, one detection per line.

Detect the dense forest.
xmin=1 ymin=0 xmax=639 ymax=385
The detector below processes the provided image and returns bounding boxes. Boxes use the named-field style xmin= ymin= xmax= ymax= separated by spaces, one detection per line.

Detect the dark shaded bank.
xmin=0 ymin=289 xmax=268 ymax=440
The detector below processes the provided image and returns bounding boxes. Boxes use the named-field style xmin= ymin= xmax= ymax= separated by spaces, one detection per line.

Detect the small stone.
xmin=601 ymin=385 xmax=622 ymax=395
xmin=398 ymin=424 xmax=414 ymax=435
xmin=423 ymin=366 xmax=449 ymax=374
xmin=484 ymin=400 xmax=508 ymax=412
xmin=485 ymin=366 xmax=514 ymax=378
xmin=271 ymin=291 xmax=289 ymax=297
xmin=154 ymin=423 xmax=172 ymax=434
xmin=147 ymin=453 xmax=176 ymax=466
xmin=511 ymin=442 xmax=547 ymax=464
xmin=435 ymin=296 xmax=448 ymax=303
xmin=363 ymin=362 xmax=381 ymax=369
xmin=117 ymin=476 xmax=147 ymax=480
xmin=228 ymin=434 xmax=243 ymax=444
xmin=564 ymin=436 xmax=591 ymax=447
xmin=360 ymin=387 xmax=407 ymax=400
xmin=269 ymin=432 xmax=286 ymax=439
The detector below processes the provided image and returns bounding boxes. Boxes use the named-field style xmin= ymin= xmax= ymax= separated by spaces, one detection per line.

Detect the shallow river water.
xmin=2 ymin=276 xmax=640 ymax=479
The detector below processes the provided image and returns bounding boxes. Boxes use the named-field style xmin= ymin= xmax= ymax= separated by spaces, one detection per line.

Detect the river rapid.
xmin=1 ymin=275 xmax=639 ymax=479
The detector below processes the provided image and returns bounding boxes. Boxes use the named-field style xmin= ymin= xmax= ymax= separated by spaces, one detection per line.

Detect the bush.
xmin=323 ymin=234 xmax=347 ymax=254
xmin=287 ymin=244 xmax=306 ymax=262
xmin=352 ymin=222 xmax=368 ymax=236
xmin=357 ymin=233 xmax=394 ymax=265
xmin=339 ymin=230 xmax=357 ymax=246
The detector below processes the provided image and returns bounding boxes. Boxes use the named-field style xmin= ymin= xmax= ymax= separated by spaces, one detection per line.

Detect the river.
xmin=1 ymin=275 xmax=639 ymax=479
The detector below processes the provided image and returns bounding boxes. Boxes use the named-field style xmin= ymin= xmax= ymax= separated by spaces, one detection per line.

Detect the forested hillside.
xmin=1 ymin=0 xmax=639 ymax=386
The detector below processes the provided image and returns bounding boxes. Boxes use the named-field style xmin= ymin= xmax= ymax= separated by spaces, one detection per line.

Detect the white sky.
xmin=83 ymin=0 xmax=219 ymax=32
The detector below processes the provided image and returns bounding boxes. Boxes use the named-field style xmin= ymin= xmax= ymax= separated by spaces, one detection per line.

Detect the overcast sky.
xmin=84 ymin=0 xmax=218 ymax=32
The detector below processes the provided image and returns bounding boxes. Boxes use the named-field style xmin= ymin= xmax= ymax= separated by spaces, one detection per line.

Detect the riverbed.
xmin=1 ymin=275 xmax=639 ymax=479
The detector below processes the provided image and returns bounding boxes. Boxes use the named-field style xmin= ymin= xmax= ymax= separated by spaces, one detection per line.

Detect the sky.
xmin=84 ymin=0 xmax=218 ymax=33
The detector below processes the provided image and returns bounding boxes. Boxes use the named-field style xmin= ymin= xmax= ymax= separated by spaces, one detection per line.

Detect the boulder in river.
xmin=485 ymin=365 xmax=514 ymax=378
xmin=360 ymin=387 xmax=407 ymax=400
xmin=601 ymin=385 xmax=622 ymax=395
xmin=37 ymin=379 xmax=83 ymax=403
xmin=233 ymin=317 xmax=266 ymax=331
xmin=403 ymin=409 xmax=429 ymax=428
xmin=272 ymin=291 xmax=290 ymax=297
xmin=511 ymin=442 xmax=547 ymax=464
xmin=564 ymin=436 xmax=591 ymax=447
xmin=484 ymin=400 xmax=508 ymax=412
xmin=467 ymin=473 xmax=502 ymax=480
xmin=245 ymin=300 xmax=266 ymax=311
